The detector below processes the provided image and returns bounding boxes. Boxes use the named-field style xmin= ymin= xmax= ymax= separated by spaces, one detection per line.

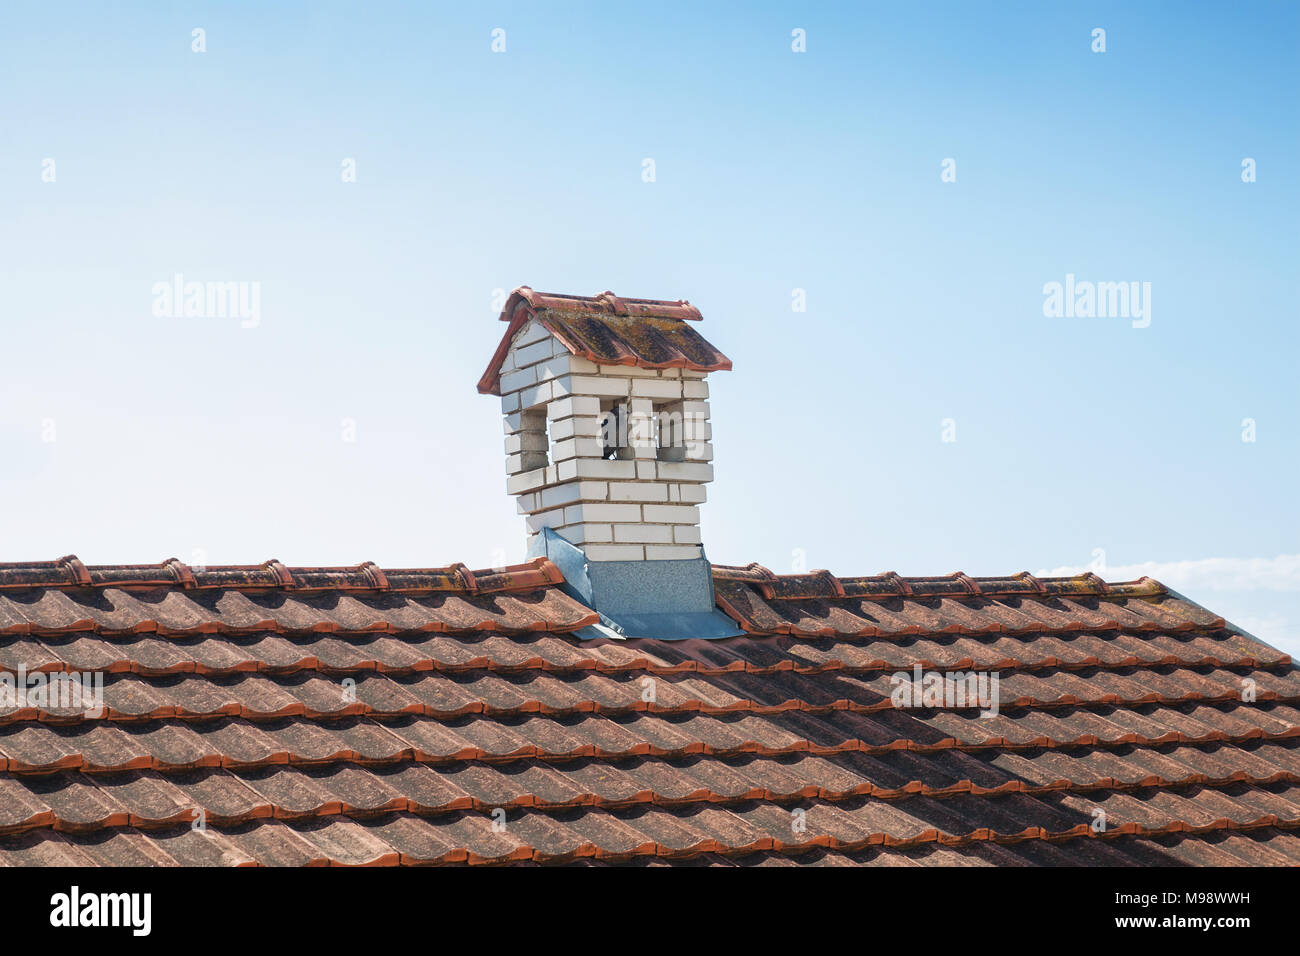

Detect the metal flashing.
xmin=527 ymin=528 xmax=745 ymax=641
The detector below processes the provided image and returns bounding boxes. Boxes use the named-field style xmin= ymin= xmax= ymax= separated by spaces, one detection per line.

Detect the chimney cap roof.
xmin=477 ymin=286 xmax=731 ymax=395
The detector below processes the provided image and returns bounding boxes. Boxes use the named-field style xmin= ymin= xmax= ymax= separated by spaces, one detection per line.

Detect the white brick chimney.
xmin=501 ymin=318 xmax=714 ymax=560
xmin=479 ymin=287 xmax=730 ymax=564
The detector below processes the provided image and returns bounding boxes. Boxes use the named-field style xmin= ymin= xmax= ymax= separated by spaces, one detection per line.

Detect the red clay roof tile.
xmin=477 ymin=286 xmax=732 ymax=395
xmin=0 ymin=556 xmax=1293 ymax=864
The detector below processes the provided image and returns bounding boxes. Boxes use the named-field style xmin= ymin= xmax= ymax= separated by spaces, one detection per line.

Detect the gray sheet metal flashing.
xmin=527 ymin=528 xmax=745 ymax=641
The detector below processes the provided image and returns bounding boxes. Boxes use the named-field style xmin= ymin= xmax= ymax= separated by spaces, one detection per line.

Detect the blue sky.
xmin=1 ymin=2 xmax=1297 ymax=652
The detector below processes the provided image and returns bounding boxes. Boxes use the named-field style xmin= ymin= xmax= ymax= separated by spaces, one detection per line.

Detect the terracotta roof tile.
xmin=0 ymin=557 xmax=1293 ymax=864
xmin=477 ymin=286 xmax=732 ymax=395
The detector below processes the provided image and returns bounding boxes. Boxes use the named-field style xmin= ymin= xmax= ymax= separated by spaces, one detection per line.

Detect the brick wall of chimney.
xmin=499 ymin=319 xmax=714 ymax=561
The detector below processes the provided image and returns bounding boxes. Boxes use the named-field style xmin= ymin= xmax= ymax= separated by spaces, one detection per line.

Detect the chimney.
xmin=478 ymin=286 xmax=741 ymax=640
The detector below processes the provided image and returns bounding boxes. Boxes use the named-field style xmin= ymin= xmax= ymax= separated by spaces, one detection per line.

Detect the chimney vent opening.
xmin=656 ymin=400 xmax=687 ymax=463
xmin=599 ymin=401 xmax=632 ymax=460
xmin=517 ymin=407 xmax=549 ymax=472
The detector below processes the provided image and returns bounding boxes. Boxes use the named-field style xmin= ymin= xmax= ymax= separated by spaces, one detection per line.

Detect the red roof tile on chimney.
xmin=477 ymin=286 xmax=732 ymax=395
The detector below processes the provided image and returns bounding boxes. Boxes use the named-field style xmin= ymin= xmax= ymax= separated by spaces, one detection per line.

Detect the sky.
xmin=1 ymin=2 xmax=1297 ymax=653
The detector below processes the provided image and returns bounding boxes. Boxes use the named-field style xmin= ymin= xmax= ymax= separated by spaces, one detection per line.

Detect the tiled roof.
xmin=477 ymin=286 xmax=733 ymax=395
xmin=0 ymin=556 xmax=1296 ymax=865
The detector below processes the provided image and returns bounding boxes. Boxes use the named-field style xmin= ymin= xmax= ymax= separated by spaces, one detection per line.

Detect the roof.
xmin=0 ymin=555 xmax=1297 ymax=866
xmin=477 ymin=287 xmax=733 ymax=395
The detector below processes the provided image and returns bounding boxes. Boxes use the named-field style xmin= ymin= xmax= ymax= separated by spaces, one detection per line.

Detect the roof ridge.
xmin=710 ymin=563 xmax=1167 ymax=600
xmin=0 ymin=555 xmax=565 ymax=595
xmin=507 ymin=285 xmax=703 ymax=321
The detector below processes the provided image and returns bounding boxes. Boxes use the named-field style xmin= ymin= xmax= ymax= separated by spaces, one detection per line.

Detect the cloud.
xmin=1034 ymin=554 xmax=1300 ymax=592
